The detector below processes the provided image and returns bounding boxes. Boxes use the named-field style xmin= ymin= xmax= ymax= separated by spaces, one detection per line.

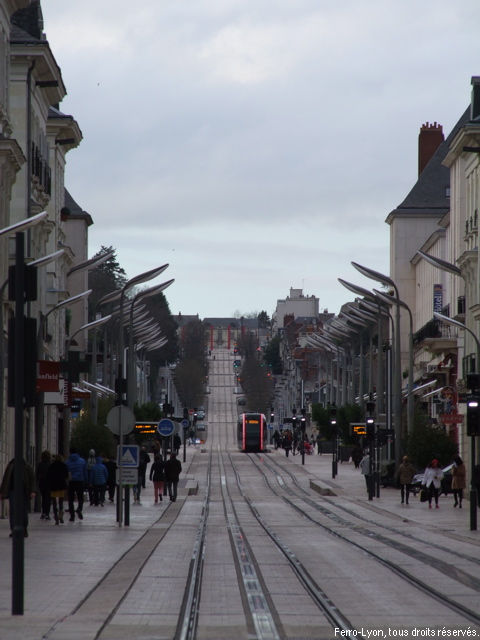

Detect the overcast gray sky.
xmin=41 ymin=1 xmax=480 ymax=319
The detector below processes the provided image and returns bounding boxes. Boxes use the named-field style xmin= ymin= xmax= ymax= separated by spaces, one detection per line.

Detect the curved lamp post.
xmin=434 ymin=311 xmax=479 ymax=531
xmin=127 ymin=278 xmax=174 ymax=408
xmin=116 ymin=264 xmax=169 ymax=527
xmin=373 ymin=289 xmax=414 ymax=437
xmin=350 ymin=264 xmax=403 ymax=462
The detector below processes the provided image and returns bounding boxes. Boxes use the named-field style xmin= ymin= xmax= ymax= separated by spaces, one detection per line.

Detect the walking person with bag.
xmin=423 ymin=459 xmax=444 ymax=509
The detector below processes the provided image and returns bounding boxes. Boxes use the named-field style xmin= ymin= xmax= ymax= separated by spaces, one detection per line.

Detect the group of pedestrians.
xmin=148 ymin=452 xmax=182 ymax=502
xmin=395 ymin=454 xmax=467 ymax=509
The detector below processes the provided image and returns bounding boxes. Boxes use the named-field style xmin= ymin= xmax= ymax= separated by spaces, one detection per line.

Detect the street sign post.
xmin=157 ymin=418 xmax=175 ymax=438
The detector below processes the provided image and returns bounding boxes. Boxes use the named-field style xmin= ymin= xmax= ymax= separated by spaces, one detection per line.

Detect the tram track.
xmin=247 ymin=453 xmax=480 ymax=627
xmin=263 ymin=452 xmax=480 ymax=565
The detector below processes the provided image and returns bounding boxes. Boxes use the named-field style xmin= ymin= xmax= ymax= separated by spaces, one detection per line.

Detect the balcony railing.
xmin=31 ymin=141 xmax=51 ymax=195
xmin=413 ymin=318 xmax=455 ymax=346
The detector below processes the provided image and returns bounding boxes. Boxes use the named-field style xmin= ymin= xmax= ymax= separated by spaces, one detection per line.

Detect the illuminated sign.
xmin=246 ymin=419 xmax=260 ymax=425
xmin=135 ymin=422 xmax=158 ymax=435
xmin=353 ymin=425 xmax=367 ymax=435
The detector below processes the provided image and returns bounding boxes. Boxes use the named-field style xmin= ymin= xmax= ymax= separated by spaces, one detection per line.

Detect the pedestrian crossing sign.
xmin=117 ymin=445 xmax=139 ymax=468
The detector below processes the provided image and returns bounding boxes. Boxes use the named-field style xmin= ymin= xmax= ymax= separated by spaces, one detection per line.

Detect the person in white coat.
xmin=423 ymin=459 xmax=444 ymax=509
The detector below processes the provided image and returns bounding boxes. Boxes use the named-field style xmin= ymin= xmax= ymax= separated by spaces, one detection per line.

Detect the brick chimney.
xmin=418 ymin=122 xmax=444 ymax=176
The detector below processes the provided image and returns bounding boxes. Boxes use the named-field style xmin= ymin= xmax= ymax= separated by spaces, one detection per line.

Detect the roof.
xmin=386 ymin=107 xmax=470 ymax=223
xmin=10 ymin=1 xmax=43 ymax=42
xmin=61 ymin=189 xmax=93 ymax=226
xmin=204 ymin=317 xmax=260 ymax=329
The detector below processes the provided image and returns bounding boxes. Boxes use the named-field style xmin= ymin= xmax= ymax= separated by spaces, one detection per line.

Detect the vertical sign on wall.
xmin=433 ymin=284 xmax=443 ymax=313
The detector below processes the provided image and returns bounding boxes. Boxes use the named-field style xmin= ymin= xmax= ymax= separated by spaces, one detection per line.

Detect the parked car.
xmin=196 ymin=423 xmax=207 ymax=432
xmin=197 ymin=406 xmax=206 ymax=420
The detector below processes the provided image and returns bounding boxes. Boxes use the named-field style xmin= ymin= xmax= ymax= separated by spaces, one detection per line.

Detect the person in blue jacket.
xmin=88 ymin=456 xmax=108 ymax=507
xmin=66 ymin=448 xmax=87 ymax=521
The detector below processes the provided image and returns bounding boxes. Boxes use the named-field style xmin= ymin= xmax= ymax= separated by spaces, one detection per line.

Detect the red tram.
xmin=237 ymin=412 xmax=267 ymax=452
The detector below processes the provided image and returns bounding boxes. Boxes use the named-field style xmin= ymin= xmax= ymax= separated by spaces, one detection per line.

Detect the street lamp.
xmin=0 ymin=212 xmax=47 ymax=615
xmin=373 ymin=288 xmax=414 ymax=436
xmin=416 ymin=250 xmax=462 ymax=277
xmin=338 ymin=279 xmax=388 ymax=418
xmin=349 ymin=264 xmax=403 ymax=462
xmin=434 ymin=311 xmax=479 ymax=531
xmin=66 ymin=248 xmax=115 ymax=277
xmin=127 ymin=279 xmax=174 ymax=408
xmin=116 ymin=264 xmax=169 ymax=526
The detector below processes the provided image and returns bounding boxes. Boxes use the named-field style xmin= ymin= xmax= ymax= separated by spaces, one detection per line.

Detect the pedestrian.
xmin=351 ymin=445 xmax=362 ymax=469
xmin=316 ymin=433 xmax=323 ymax=455
xmin=0 ymin=458 xmax=36 ymax=537
xmin=86 ymin=449 xmax=96 ymax=504
xmin=395 ymin=455 xmax=416 ymax=505
xmin=88 ymin=455 xmax=108 ymax=506
xmin=273 ymin=430 xmax=280 ymax=449
xmin=164 ymin=452 xmax=182 ymax=502
xmin=149 ymin=453 xmax=165 ymax=503
xmin=283 ymin=431 xmax=292 ymax=457
xmin=104 ymin=455 xmax=117 ymax=503
xmin=47 ymin=454 xmax=69 ymax=525
xmin=474 ymin=464 xmax=480 ymax=507
xmin=451 ymin=455 xmax=466 ymax=508
xmin=360 ymin=451 xmax=374 ymax=497
xmin=66 ymin=447 xmax=87 ymax=521
xmin=173 ymin=433 xmax=181 ymax=455
xmin=423 ymin=459 xmax=444 ymax=509
xmin=36 ymin=450 xmax=52 ymax=520
xmin=133 ymin=446 xmax=151 ymax=504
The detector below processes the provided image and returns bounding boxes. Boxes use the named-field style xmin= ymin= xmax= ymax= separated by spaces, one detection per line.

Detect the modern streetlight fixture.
xmin=373 ymin=289 xmax=414 ymax=436
xmin=66 ymin=248 xmax=115 ymax=277
xmin=116 ymin=264 xmax=169 ymax=526
xmin=0 ymin=210 xmax=47 ymax=238
xmin=127 ymin=279 xmax=174 ymax=408
xmin=416 ymin=250 xmax=462 ymax=277
xmin=0 ymin=212 xmax=48 ymax=615
xmin=350 ymin=264 xmax=403 ymax=462
xmin=434 ymin=311 xmax=479 ymax=531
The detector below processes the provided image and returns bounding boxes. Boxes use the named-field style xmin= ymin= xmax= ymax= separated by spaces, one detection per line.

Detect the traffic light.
xmin=329 ymin=405 xmax=337 ymax=426
xmin=467 ymin=396 xmax=480 ymax=436
xmin=366 ymin=417 xmax=375 ymax=440
xmin=183 ymin=407 xmax=189 ymax=420
xmin=300 ymin=407 xmax=306 ymax=431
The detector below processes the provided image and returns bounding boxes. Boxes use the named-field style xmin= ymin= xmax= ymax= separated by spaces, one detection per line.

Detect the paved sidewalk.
xmin=275 ymin=445 xmax=480 ymax=541
xmin=0 ymin=448 xmax=198 ymax=640
xmin=0 ymin=446 xmax=478 ymax=639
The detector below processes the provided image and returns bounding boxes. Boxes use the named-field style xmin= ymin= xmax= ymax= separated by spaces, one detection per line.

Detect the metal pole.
xmin=393 ymin=302 xmax=402 ymax=464
xmin=12 ymin=232 xmax=25 ymax=615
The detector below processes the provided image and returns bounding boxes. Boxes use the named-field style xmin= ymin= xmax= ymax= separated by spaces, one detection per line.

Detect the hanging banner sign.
xmin=36 ymin=360 xmax=60 ymax=392
xmin=433 ymin=284 xmax=443 ymax=313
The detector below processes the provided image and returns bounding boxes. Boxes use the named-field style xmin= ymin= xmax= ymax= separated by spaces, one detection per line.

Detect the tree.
xmin=257 ymin=311 xmax=270 ymax=329
xmin=70 ymin=414 xmax=116 ymax=459
xmin=174 ymin=359 xmax=206 ymax=408
xmin=405 ymin=422 xmax=457 ymax=469
xmin=240 ymin=356 xmax=273 ymax=413
xmin=263 ymin=335 xmax=283 ymax=375
xmin=88 ymin=246 xmax=127 ymax=317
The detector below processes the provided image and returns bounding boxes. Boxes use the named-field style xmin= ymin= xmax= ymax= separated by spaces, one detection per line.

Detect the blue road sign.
xmin=157 ymin=418 xmax=175 ymax=437
xmin=181 ymin=419 xmax=190 ymax=429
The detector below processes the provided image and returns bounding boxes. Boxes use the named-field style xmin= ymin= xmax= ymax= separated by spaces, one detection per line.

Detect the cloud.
xmin=41 ymin=0 xmax=480 ymax=318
